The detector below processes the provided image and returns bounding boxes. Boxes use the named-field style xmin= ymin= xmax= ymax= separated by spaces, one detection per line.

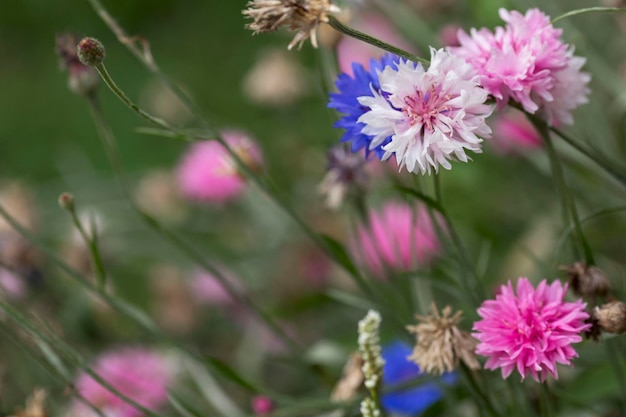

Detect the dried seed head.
xmin=242 ymin=0 xmax=341 ymax=50
xmin=9 ymin=389 xmax=48 ymax=417
xmin=331 ymin=352 xmax=364 ymax=402
xmin=560 ymin=262 xmax=611 ymax=300
xmin=77 ymin=37 xmax=106 ymax=66
xmin=407 ymin=303 xmax=480 ymax=375
xmin=594 ymin=301 xmax=626 ymax=334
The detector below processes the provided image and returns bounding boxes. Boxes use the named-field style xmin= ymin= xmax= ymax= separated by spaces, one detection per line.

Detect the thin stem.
xmin=432 ymin=175 xmax=484 ymax=303
xmin=459 ymin=363 xmax=499 ymax=417
xmin=550 ymin=126 xmax=626 ymax=189
xmin=327 ymin=16 xmax=427 ymax=65
xmin=69 ymin=208 xmax=108 ymax=291
xmin=533 ymin=120 xmax=595 ymax=265
xmin=92 ymin=53 xmax=375 ymax=299
xmin=539 ymin=384 xmax=554 ymax=417
xmin=0 ymin=299 xmax=168 ymax=417
xmin=87 ymin=0 xmax=215 ymax=132
xmin=552 ymin=7 xmax=626 ymax=24
xmin=86 ymin=94 xmax=302 ymax=354
xmin=606 ymin=338 xmax=626 ymax=415
xmin=94 ymin=63 xmax=174 ymax=131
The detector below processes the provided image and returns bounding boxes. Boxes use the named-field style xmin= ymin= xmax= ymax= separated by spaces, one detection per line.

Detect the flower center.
xmin=402 ymin=86 xmax=450 ymax=133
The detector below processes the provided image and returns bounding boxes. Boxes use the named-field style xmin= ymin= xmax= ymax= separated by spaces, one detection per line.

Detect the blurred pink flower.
xmin=176 ymin=130 xmax=263 ymax=204
xmin=438 ymin=24 xmax=462 ymax=47
xmin=337 ymin=14 xmax=415 ymax=75
xmin=74 ymin=348 xmax=172 ymax=417
xmin=451 ymin=8 xmax=590 ymax=126
xmin=188 ymin=267 xmax=242 ymax=307
xmin=0 ymin=269 xmax=25 ymax=299
xmin=353 ymin=201 xmax=441 ymax=278
xmin=251 ymin=395 xmax=273 ymax=415
xmin=491 ymin=109 xmax=542 ymax=154
xmin=473 ymin=278 xmax=590 ymax=382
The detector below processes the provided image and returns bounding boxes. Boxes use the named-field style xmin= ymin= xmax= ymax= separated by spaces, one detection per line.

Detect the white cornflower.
xmin=357 ymin=48 xmax=493 ymax=174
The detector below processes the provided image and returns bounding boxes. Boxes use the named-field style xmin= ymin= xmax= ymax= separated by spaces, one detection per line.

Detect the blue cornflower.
xmin=328 ymin=54 xmax=399 ymax=159
xmin=381 ymin=341 xmax=456 ymax=416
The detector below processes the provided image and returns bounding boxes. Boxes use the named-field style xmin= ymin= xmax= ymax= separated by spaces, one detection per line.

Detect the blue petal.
xmin=327 ymin=54 xmax=400 ymax=159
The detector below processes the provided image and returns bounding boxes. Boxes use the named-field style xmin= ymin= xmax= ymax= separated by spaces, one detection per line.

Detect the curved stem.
xmin=549 ymin=126 xmax=626 ymax=189
xmin=86 ymin=95 xmax=302 ymax=354
xmin=532 ymin=119 xmax=595 ymax=265
xmin=326 ymin=16 xmax=427 ymax=65
xmin=552 ymin=7 xmax=626 ymax=24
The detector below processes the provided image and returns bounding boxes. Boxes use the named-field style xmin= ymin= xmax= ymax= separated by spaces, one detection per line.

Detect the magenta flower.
xmin=73 ymin=348 xmax=172 ymax=417
xmin=352 ymin=201 xmax=441 ymax=279
xmin=473 ymin=278 xmax=590 ymax=382
xmin=451 ymin=8 xmax=590 ymax=126
xmin=176 ymin=130 xmax=263 ymax=204
xmin=358 ymin=48 xmax=492 ymax=174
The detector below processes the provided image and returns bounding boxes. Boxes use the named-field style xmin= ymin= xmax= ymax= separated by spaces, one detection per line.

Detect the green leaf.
xmin=394 ymin=186 xmax=443 ymax=212
xmin=318 ymin=234 xmax=360 ymax=278
xmin=203 ymin=356 xmax=259 ymax=394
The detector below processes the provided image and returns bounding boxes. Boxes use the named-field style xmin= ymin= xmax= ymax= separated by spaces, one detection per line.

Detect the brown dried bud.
xmin=560 ymin=262 xmax=611 ymax=300
xmin=77 ymin=37 xmax=106 ymax=66
xmin=594 ymin=301 xmax=626 ymax=334
xmin=243 ymin=0 xmax=341 ymax=50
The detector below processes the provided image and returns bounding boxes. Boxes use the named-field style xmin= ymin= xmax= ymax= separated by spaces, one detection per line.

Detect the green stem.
xmin=549 ymin=126 xmax=626 ymax=189
xmin=460 ymin=363 xmax=499 ymax=417
xmin=0 ymin=321 xmax=109 ymax=417
xmin=95 ymin=63 xmax=174 ymax=131
xmin=92 ymin=52 xmax=375 ymax=300
xmin=86 ymin=94 xmax=302 ymax=354
xmin=539 ymin=384 xmax=554 ymax=417
xmin=552 ymin=7 xmax=626 ymax=24
xmin=606 ymin=338 xmax=626 ymax=415
xmin=432 ymin=175 xmax=484 ymax=303
xmin=69 ymin=208 xmax=108 ymax=291
xmin=327 ymin=16 xmax=427 ymax=65
xmin=533 ymin=120 xmax=595 ymax=265
xmin=0 ymin=299 xmax=169 ymax=417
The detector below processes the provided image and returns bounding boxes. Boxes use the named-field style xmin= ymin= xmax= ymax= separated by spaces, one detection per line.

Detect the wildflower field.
xmin=1 ymin=0 xmax=626 ymax=416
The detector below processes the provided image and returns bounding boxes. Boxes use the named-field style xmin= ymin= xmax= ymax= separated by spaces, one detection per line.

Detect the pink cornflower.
xmin=251 ymin=395 xmax=274 ymax=415
xmin=358 ymin=48 xmax=492 ymax=174
xmin=473 ymin=278 xmax=590 ymax=382
xmin=176 ymin=130 xmax=263 ymax=204
xmin=188 ymin=267 xmax=242 ymax=307
xmin=451 ymin=8 xmax=590 ymax=126
xmin=352 ymin=201 xmax=441 ymax=279
xmin=491 ymin=109 xmax=542 ymax=154
xmin=73 ymin=348 xmax=172 ymax=417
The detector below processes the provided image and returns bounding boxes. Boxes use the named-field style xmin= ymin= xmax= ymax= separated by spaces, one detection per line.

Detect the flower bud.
xmin=77 ymin=37 xmax=106 ymax=67
xmin=58 ymin=192 xmax=75 ymax=211
xmin=560 ymin=262 xmax=611 ymax=300
xmin=594 ymin=301 xmax=626 ymax=334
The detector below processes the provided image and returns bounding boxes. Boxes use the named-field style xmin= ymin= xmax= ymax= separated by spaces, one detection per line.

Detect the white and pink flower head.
xmin=176 ymin=130 xmax=263 ymax=204
xmin=473 ymin=278 xmax=590 ymax=382
xmin=358 ymin=48 xmax=493 ymax=174
xmin=451 ymin=8 xmax=590 ymax=126
xmin=73 ymin=347 xmax=173 ymax=417
xmin=353 ymin=201 xmax=442 ymax=279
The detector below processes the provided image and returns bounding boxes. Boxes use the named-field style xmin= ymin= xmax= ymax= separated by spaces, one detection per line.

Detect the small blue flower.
xmin=328 ymin=55 xmax=399 ymax=159
xmin=381 ymin=341 xmax=456 ymax=416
